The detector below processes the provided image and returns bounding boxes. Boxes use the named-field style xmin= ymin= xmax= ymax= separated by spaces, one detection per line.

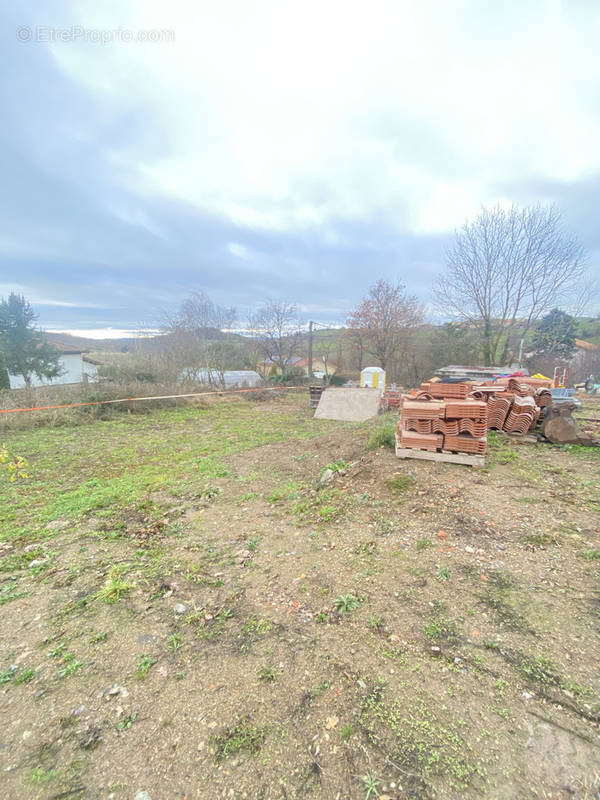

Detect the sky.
xmin=1 ymin=0 xmax=599 ymax=335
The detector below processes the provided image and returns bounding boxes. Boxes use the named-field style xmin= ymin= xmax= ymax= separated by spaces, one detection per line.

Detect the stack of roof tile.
xmin=535 ymin=388 xmax=553 ymax=407
xmin=503 ymin=396 xmax=538 ymax=434
xmin=397 ymin=395 xmax=488 ymax=455
xmin=381 ymin=390 xmax=402 ymax=411
xmin=419 ymin=381 xmax=471 ymax=399
xmin=486 ymin=394 xmax=512 ymax=430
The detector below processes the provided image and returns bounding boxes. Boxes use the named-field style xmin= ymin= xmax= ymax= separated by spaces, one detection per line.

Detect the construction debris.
xmin=393 ymin=373 xmax=596 ymax=464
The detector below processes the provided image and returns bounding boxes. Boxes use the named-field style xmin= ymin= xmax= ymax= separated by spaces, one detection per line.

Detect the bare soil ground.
xmin=1 ymin=392 xmax=599 ymax=800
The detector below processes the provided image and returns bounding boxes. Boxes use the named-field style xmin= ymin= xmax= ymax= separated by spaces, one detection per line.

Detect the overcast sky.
xmin=1 ymin=0 xmax=599 ymax=333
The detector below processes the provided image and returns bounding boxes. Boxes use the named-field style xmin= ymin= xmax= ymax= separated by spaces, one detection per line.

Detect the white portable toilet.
xmin=360 ymin=366 xmax=386 ymax=393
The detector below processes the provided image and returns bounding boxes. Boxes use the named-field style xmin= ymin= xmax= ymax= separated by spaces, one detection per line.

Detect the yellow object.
xmin=532 ymin=373 xmax=551 ymax=380
xmin=360 ymin=367 xmax=386 ymax=392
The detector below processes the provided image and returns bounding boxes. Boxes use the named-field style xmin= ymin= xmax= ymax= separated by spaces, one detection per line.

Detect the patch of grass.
xmin=518 ymin=654 xmax=562 ymax=687
xmin=423 ymin=617 xmax=459 ymax=645
xmin=367 ymin=419 xmax=396 ymax=451
xmin=59 ymin=655 xmax=83 ymax=678
xmin=341 ymin=723 xmax=354 ymax=741
xmin=136 ymin=653 xmax=157 ymax=679
xmin=0 ymin=582 xmax=29 ymax=605
xmin=368 ymin=615 xmax=384 ymax=630
xmin=242 ymin=616 xmax=272 ymax=635
xmin=212 ymin=721 xmax=266 ymax=762
xmin=238 ymin=491 xmax=258 ymax=502
xmin=258 ymin=665 xmax=277 ymax=683
xmin=436 ymin=565 xmax=450 ymax=581
xmin=0 ymin=666 xmax=17 ymax=684
xmin=198 ymin=483 xmax=222 ymax=500
xmin=334 ymin=594 xmax=359 ymax=615
xmin=315 ymin=611 xmax=328 ymax=624
xmin=416 ymin=538 xmax=432 ymax=551
xmin=167 ymin=633 xmax=182 ymax=653
xmin=581 ymin=548 xmax=600 ymax=561
xmin=89 ymin=632 xmax=108 ymax=644
xmin=96 ymin=565 xmax=134 ymax=603
xmin=483 ymin=640 xmax=500 ymax=650
xmin=387 ymin=473 xmax=416 ymax=492
xmin=362 ymin=774 xmax=380 ymax=799
xmin=29 ymin=766 xmax=58 ymax=785
xmin=359 ymin=687 xmax=482 ymax=789
xmin=247 ymin=534 xmax=261 ymax=552
xmin=0 ymin=547 xmax=45 ymax=574
xmin=14 ymin=667 xmax=36 ymax=684
xmin=268 ymin=481 xmax=301 ymax=503
xmin=117 ymin=712 xmax=137 ymax=731
xmin=320 ymin=460 xmax=349 ymax=477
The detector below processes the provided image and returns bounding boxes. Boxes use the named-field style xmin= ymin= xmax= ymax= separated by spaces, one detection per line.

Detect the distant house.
xmin=258 ymin=356 xmax=335 ymax=378
xmin=8 ymin=342 xmax=100 ymax=389
xmin=180 ymin=368 xmax=263 ymax=388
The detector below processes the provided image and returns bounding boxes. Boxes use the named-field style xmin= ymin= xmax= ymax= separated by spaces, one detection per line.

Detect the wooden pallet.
xmin=395 ymin=437 xmax=485 ymax=467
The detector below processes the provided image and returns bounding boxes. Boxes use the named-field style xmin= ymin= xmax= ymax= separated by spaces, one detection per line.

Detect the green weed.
xmin=367 ymin=418 xmax=396 ymax=450
xmin=14 ymin=668 xmax=35 ymax=684
xmin=96 ymin=565 xmax=134 ymax=603
xmin=334 ymin=594 xmax=359 ymax=614
xmin=258 ymin=665 xmax=277 ymax=683
xmin=212 ymin=721 xmax=266 ymax=761
xmin=137 ymin=654 xmax=157 ymax=679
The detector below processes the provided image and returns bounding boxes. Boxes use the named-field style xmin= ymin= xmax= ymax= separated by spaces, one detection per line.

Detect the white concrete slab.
xmin=314 ymin=387 xmax=381 ymax=422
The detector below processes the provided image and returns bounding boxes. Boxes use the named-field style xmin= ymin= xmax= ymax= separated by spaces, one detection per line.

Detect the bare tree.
xmin=162 ymin=291 xmax=237 ymax=388
xmin=249 ymin=300 xmax=302 ymax=374
xmin=165 ymin=290 xmax=236 ymax=335
xmin=435 ymin=204 xmax=587 ymax=366
xmin=317 ymin=336 xmax=336 ymax=380
xmin=347 ymin=279 xmax=422 ymax=376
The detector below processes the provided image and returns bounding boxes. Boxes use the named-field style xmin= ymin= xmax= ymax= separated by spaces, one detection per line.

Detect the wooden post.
xmin=308 ymin=320 xmax=313 ymax=379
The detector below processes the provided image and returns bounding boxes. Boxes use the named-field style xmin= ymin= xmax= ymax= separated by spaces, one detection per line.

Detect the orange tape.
xmin=0 ymin=385 xmax=301 ymax=415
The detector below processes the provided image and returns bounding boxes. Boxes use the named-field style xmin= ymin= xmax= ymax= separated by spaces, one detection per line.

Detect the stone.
xmin=45 ymin=519 xmax=70 ymax=531
xmin=173 ymin=603 xmax=187 ymax=615
xmin=319 ymin=469 xmax=334 ymax=486
xmin=134 ymin=792 xmax=152 ymax=800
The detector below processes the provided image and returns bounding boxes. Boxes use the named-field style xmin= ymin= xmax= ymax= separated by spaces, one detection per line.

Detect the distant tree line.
xmin=1 ymin=202 xmax=596 ymax=392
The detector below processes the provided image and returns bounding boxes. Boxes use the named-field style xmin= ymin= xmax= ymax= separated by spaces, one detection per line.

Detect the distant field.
xmin=0 ymin=393 xmax=599 ymax=799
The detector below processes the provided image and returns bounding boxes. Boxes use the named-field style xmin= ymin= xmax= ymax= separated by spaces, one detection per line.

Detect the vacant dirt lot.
xmin=1 ymin=392 xmax=599 ymax=800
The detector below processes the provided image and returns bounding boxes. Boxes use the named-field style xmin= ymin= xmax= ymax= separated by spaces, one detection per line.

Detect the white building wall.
xmin=8 ymin=354 xmax=97 ymax=389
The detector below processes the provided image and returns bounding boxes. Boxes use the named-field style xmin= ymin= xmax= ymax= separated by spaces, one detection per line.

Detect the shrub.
xmin=367 ymin=418 xmax=396 ymax=450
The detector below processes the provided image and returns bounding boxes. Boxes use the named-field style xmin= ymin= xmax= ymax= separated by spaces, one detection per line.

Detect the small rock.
xmin=173 ymin=603 xmax=187 ymax=615
xmin=29 ymin=559 xmax=45 ymax=568
xmin=522 ymin=692 xmax=533 ymax=700
xmin=319 ymin=469 xmax=334 ymax=486
xmin=134 ymin=792 xmax=152 ymax=800
xmin=465 ymin=546 xmax=475 ymax=554
xmin=45 ymin=519 xmax=69 ymax=531
xmin=430 ymin=646 xmax=441 ymax=656
xmin=103 ymin=685 xmax=129 ymax=700
xmin=33 ymin=689 xmax=46 ymax=700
